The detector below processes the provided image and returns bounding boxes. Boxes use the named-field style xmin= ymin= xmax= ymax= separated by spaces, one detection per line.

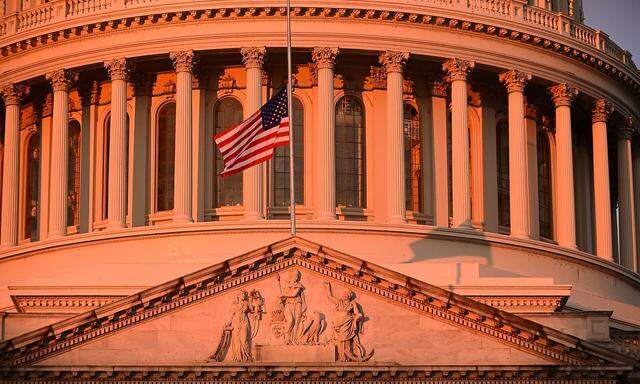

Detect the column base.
xmin=106 ymin=222 xmax=127 ymax=230
xmin=243 ymin=212 xmax=265 ymax=221
xmin=47 ymin=231 xmax=66 ymax=239
xmin=387 ymin=216 xmax=407 ymax=225
xmin=510 ymin=232 xmax=531 ymax=240
xmin=173 ymin=215 xmax=194 ymax=224
xmin=453 ymin=221 xmax=475 ymax=230
xmin=314 ymin=212 xmax=337 ymax=221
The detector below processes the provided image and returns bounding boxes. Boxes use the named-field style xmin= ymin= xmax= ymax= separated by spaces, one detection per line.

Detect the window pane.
xmin=335 ymin=96 xmax=366 ymax=208
xmin=215 ymin=98 xmax=243 ymax=207
xmin=157 ymin=103 xmax=176 ymax=212
xmin=274 ymin=98 xmax=304 ymax=206
xmin=538 ymin=132 xmax=553 ymax=239
xmin=404 ymin=104 xmax=422 ymax=212
xmin=67 ymin=120 xmax=81 ymax=227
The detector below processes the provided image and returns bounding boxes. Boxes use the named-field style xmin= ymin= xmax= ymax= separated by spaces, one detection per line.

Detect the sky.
xmin=582 ymin=0 xmax=640 ymax=65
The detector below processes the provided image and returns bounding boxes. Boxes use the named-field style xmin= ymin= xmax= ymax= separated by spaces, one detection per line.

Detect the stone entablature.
xmin=0 ymin=2 xmax=638 ymax=98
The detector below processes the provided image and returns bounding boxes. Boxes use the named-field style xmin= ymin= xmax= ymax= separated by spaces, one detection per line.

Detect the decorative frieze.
xmin=130 ymin=72 xmax=156 ymax=97
xmin=379 ymin=51 xmax=409 ymax=74
xmin=103 ymin=58 xmax=130 ymax=81
xmin=311 ymin=47 xmax=339 ymax=70
xmin=169 ymin=50 xmax=195 ymax=73
xmin=46 ymin=69 xmax=78 ymax=92
xmin=78 ymin=80 xmax=101 ymax=105
xmin=592 ymin=99 xmax=614 ymax=124
xmin=443 ymin=58 xmax=475 ymax=82
xmin=240 ymin=46 xmax=266 ymax=69
xmin=549 ymin=83 xmax=579 ymax=107
xmin=431 ymin=80 xmax=448 ymax=98
xmin=0 ymin=83 xmax=27 ymax=106
xmin=13 ymin=295 xmax=125 ymax=313
xmin=499 ymin=69 xmax=531 ymax=93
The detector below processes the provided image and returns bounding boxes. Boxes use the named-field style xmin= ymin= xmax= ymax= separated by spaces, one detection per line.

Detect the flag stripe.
xmin=222 ymin=125 xmax=290 ymax=171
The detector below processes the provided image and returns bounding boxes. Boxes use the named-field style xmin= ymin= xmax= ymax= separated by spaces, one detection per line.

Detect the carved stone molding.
xmin=592 ymin=99 xmax=614 ymax=124
xmin=240 ymin=46 xmax=266 ymax=69
xmin=131 ymin=72 xmax=156 ymax=97
xmin=379 ymin=51 xmax=409 ymax=74
xmin=0 ymin=83 xmax=28 ymax=106
xmin=431 ymin=80 xmax=448 ymax=98
xmin=169 ymin=50 xmax=195 ymax=73
xmin=191 ymin=67 xmax=209 ymax=90
xmin=103 ymin=58 xmax=130 ymax=81
xmin=499 ymin=69 xmax=532 ymax=93
xmin=78 ymin=80 xmax=101 ymax=105
xmin=549 ymin=83 xmax=579 ymax=107
xmin=618 ymin=117 xmax=637 ymax=141
xmin=311 ymin=47 xmax=339 ymax=70
xmin=442 ymin=58 xmax=475 ymax=82
xmin=524 ymin=97 xmax=540 ymax=121
xmin=13 ymin=295 xmax=125 ymax=313
xmin=45 ymin=69 xmax=78 ymax=92
xmin=367 ymin=66 xmax=386 ymax=89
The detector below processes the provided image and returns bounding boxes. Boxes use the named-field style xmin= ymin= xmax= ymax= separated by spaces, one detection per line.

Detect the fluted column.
xmin=45 ymin=69 xmax=76 ymax=238
xmin=550 ymin=84 xmax=579 ymax=249
xmin=170 ymin=51 xmax=195 ymax=223
xmin=499 ymin=70 xmax=532 ymax=238
xmin=312 ymin=47 xmax=339 ymax=220
xmin=618 ymin=118 xmax=638 ymax=271
xmin=431 ymin=81 xmax=449 ymax=227
xmin=240 ymin=47 xmax=266 ymax=220
xmin=591 ymin=100 xmax=614 ymax=261
xmin=104 ymin=58 xmax=130 ymax=229
xmin=443 ymin=58 xmax=475 ymax=229
xmin=380 ymin=51 xmax=410 ymax=224
xmin=0 ymin=84 xmax=26 ymax=248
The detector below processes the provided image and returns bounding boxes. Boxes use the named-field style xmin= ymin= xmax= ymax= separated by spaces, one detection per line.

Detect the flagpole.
xmin=286 ymin=0 xmax=296 ymax=236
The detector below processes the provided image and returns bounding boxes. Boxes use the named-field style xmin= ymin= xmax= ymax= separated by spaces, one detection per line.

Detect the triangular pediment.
xmin=0 ymin=237 xmax=632 ymax=371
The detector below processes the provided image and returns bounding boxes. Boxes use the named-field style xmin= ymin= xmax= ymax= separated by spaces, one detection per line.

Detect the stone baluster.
xmin=443 ymin=58 xmax=475 ymax=229
xmin=45 ymin=69 xmax=77 ymax=238
xmin=240 ymin=47 xmax=266 ymax=220
xmin=170 ymin=51 xmax=195 ymax=223
xmin=380 ymin=51 xmax=410 ymax=224
xmin=499 ymin=70 xmax=532 ymax=239
xmin=312 ymin=47 xmax=339 ymax=220
xmin=591 ymin=99 xmax=614 ymax=261
xmin=104 ymin=58 xmax=130 ymax=229
xmin=549 ymin=84 xmax=579 ymax=249
xmin=618 ymin=117 xmax=638 ymax=271
xmin=0 ymin=84 xmax=27 ymax=248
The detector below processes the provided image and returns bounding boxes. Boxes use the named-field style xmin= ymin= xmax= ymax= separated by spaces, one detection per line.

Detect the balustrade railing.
xmin=0 ymin=0 xmax=635 ymax=71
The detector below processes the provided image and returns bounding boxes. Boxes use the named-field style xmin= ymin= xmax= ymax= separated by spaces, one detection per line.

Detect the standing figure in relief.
xmin=322 ymin=282 xmax=374 ymax=362
xmin=276 ymin=270 xmax=307 ymax=345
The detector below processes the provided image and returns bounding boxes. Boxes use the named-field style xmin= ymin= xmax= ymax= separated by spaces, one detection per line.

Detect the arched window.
xmin=274 ymin=97 xmax=304 ymax=206
xmin=335 ymin=95 xmax=366 ymax=208
xmin=67 ymin=120 xmax=81 ymax=227
xmin=156 ymin=103 xmax=176 ymax=212
xmin=496 ymin=120 xmax=510 ymax=229
xmin=214 ymin=98 xmax=243 ymax=207
xmin=24 ymin=133 xmax=40 ymax=240
xmin=537 ymin=132 xmax=554 ymax=239
xmin=404 ymin=103 xmax=422 ymax=212
xmin=102 ymin=114 xmax=130 ymax=220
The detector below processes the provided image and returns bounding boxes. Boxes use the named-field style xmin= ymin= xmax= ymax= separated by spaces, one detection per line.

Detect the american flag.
xmin=214 ymin=88 xmax=290 ymax=176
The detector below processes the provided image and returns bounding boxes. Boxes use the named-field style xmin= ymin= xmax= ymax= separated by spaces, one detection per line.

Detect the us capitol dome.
xmin=0 ymin=0 xmax=640 ymax=382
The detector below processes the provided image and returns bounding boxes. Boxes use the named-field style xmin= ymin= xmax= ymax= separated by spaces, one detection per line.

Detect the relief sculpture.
xmin=323 ymin=282 xmax=374 ymax=362
xmin=209 ymin=290 xmax=264 ymax=362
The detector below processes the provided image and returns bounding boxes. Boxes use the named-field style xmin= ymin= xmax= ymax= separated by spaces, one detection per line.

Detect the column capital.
xmin=312 ymin=47 xmax=339 ymax=70
xmin=619 ymin=117 xmax=638 ymax=141
xmin=379 ymin=51 xmax=409 ymax=74
xmin=592 ymin=99 xmax=614 ymax=124
xmin=130 ymin=72 xmax=156 ymax=97
xmin=104 ymin=58 xmax=131 ymax=81
xmin=431 ymin=80 xmax=448 ymax=98
xmin=170 ymin=51 xmax=196 ymax=73
xmin=499 ymin=69 xmax=531 ymax=93
xmin=549 ymin=83 xmax=579 ymax=107
xmin=46 ymin=69 xmax=78 ymax=92
xmin=240 ymin=47 xmax=267 ymax=69
xmin=442 ymin=58 xmax=475 ymax=82
xmin=0 ymin=83 xmax=28 ymax=106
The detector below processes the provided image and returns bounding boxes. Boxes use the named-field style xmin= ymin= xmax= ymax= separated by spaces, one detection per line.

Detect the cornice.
xmin=0 ymin=6 xmax=639 ymax=100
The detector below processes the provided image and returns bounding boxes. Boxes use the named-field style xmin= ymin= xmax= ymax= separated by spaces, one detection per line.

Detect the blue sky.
xmin=582 ymin=0 xmax=640 ymax=64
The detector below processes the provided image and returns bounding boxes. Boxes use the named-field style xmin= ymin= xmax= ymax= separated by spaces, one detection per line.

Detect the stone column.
xmin=104 ymin=58 xmax=130 ymax=229
xmin=524 ymin=100 xmax=540 ymax=240
xmin=45 ymin=69 xmax=76 ymax=238
xmin=192 ymin=68 xmax=209 ymax=223
xmin=431 ymin=81 xmax=449 ymax=228
xmin=0 ymin=84 xmax=26 ymax=248
xmin=130 ymin=73 xmax=154 ymax=227
xmin=312 ymin=47 xmax=339 ymax=220
xmin=591 ymin=99 xmax=614 ymax=261
xmin=618 ymin=118 xmax=638 ymax=271
xmin=443 ymin=58 xmax=475 ymax=229
xmin=549 ymin=84 xmax=579 ymax=249
xmin=380 ymin=51 xmax=410 ymax=224
xmin=240 ymin=47 xmax=266 ymax=220
xmin=633 ymin=140 xmax=640 ymax=270
xmin=499 ymin=70 xmax=532 ymax=239
xmin=170 ymin=51 xmax=195 ymax=223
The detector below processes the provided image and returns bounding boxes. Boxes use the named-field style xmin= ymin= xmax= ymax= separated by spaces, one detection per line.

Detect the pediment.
xmin=0 ymin=237 xmax=632 ymax=370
